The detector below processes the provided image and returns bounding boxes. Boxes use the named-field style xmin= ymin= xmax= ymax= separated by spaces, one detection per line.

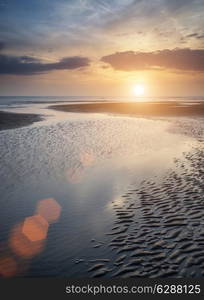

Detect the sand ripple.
xmin=88 ymin=130 xmax=204 ymax=278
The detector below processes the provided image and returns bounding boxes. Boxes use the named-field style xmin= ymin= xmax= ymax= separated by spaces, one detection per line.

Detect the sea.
xmin=0 ymin=95 xmax=204 ymax=109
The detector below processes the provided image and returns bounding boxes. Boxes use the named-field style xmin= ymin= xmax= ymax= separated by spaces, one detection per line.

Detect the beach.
xmin=1 ymin=0 xmax=204 ymax=289
xmin=50 ymin=101 xmax=204 ymax=117
xmin=1 ymin=100 xmax=204 ymax=131
xmin=0 ymin=111 xmax=42 ymax=131
xmin=0 ymin=100 xmax=203 ymax=278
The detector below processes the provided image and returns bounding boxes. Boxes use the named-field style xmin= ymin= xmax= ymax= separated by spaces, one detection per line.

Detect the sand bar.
xmin=0 ymin=111 xmax=43 ymax=131
xmin=49 ymin=101 xmax=204 ymax=117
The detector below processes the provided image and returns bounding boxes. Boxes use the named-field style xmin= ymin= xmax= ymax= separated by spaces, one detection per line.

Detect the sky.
xmin=0 ymin=0 xmax=204 ymax=97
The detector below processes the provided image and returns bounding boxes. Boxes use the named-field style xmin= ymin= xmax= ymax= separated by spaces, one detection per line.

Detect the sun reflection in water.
xmin=66 ymin=150 xmax=95 ymax=184
xmin=106 ymin=197 xmax=124 ymax=211
xmin=66 ymin=166 xmax=84 ymax=184
xmin=80 ymin=151 xmax=95 ymax=167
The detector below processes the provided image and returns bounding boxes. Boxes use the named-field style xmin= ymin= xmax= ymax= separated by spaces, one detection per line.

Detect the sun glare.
xmin=133 ymin=84 xmax=145 ymax=96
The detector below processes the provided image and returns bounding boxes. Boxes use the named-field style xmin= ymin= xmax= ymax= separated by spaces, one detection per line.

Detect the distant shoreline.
xmin=1 ymin=101 xmax=204 ymax=131
xmin=49 ymin=101 xmax=204 ymax=117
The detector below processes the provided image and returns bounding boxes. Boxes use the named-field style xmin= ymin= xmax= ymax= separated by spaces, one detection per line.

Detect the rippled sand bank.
xmin=81 ymin=120 xmax=204 ymax=278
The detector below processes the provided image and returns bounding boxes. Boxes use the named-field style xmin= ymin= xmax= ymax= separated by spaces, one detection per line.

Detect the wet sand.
xmin=1 ymin=101 xmax=204 ymax=131
xmin=0 ymin=102 xmax=203 ymax=278
xmin=0 ymin=111 xmax=43 ymax=131
xmin=81 ymin=121 xmax=204 ymax=278
xmin=50 ymin=101 xmax=204 ymax=117
xmin=88 ymin=150 xmax=204 ymax=278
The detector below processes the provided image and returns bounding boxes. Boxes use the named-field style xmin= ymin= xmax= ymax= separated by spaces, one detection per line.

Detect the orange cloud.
xmin=101 ymin=48 xmax=204 ymax=72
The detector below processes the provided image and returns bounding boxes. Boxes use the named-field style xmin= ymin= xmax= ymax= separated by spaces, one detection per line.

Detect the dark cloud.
xmin=197 ymin=35 xmax=204 ymax=40
xmin=0 ymin=55 xmax=90 ymax=75
xmin=186 ymin=33 xmax=199 ymax=38
xmin=101 ymin=48 xmax=204 ymax=72
xmin=0 ymin=41 xmax=5 ymax=50
xmin=186 ymin=33 xmax=204 ymax=39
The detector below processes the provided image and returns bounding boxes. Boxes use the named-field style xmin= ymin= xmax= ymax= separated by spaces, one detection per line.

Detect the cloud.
xmin=186 ymin=33 xmax=204 ymax=39
xmin=186 ymin=33 xmax=199 ymax=38
xmin=163 ymin=0 xmax=197 ymax=13
xmin=103 ymin=0 xmax=201 ymax=30
xmin=101 ymin=48 xmax=204 ymax=72
xmin=0 ymin=41 xmax=5 ymax=51
xmin=0 ymin=0 xmax=203 ymax=56
xmin=197 ymin=35 xmax=204 ymax=39
xmin=0 ymin=55 xmax=90 ymax=75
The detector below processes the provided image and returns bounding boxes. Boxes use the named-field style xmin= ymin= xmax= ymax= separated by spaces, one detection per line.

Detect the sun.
xmin=133 ymin=84 xmax=145 ymax=96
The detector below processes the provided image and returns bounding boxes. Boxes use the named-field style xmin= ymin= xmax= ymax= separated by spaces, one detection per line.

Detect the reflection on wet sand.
xmin=80 ymin=151 xmax=95 ymax=167
xmin=66 ymin=166 xmax=85 ymax=184
xmin=0 ymin=112 xmax=203 ymax=278
xmin=66 ymin=150 xmax=95 ymax=184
